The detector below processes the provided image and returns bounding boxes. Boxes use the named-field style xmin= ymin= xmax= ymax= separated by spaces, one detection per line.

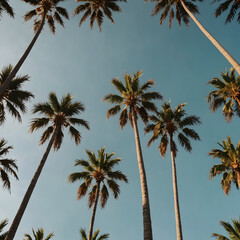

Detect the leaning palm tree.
xmin=0 ymin=0 xmax=69 ymax=97
xmin=0 ymin=65 xmax=34 ymax=125
xmin=80 ymin=228 xmax=109 ymax=240
xmin=207 ymin=68 xmax=240 ymax=122
xmin=209 ymin=137 xmax=240 ymax=195
xmin=212 ymin=218 xmax=240 ymax=240
xmin=145 ymin=101 xmax=200 ymax=240
xmin=24 ymin=228 xmax=54 ymax=240
xmin=4 ymin=92 xmax=89 ymax=240
xmin=74 ymin=0 xmax=126 ymax=31
xmin=0 ymin=219 xmax=8 ymax=240
xmin=0 ymin=0 xmax=14 ymax=19
xmin=149 ymin=0 xmax=240 ymax=75
xmin=103 ymin=71 xmax=162 ymax=240
xmin=0 ymin=139 xmax=18 ymax=191
xmin=68 ymin=147 xmax=128 ymax=240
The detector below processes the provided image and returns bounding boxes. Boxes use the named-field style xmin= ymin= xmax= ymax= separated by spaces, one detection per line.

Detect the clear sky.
xmin=0 ymin=0 xmax=240 ymax=239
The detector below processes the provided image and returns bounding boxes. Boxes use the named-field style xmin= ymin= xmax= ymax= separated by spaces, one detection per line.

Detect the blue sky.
xmin=0 ymin=0 xmax=240 ymax=239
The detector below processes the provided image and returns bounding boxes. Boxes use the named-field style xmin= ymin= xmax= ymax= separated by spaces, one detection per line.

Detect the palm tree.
xmin=74 ymin=0 xmax=126 ymax=31
xmin=5 ymin=92 xmax=89 ymax=240
xmin=68 ymin=147 xmax=128 ymax=240
xmin=209 ymin=137 xmax=240 ymax=195
xmin=0 ymin=219 xmax=8 ymax=240
xmin=212 ymin=218 xmax=240 ymax=240
xmin=0 ymin=0 xmax=14 ymax=18
xmin=0 ymin=0 xmax=69 ymax=97
xmin=145 ymin=101 xmax=200 ymax=240
xmin=149 ymin=0 xmax=240 ymax=75
xmin=80 ymin=228 xmax=109 ymax=240
xmin=0 ymin=65 xmax=34 ymax=125
xmin=207 ymin=68 xmax=240 ymax=122
xmin=24 ymin=228 xmax=54 ymax=240
xmin=103 ymin=71 xmax=162 ymax=240
xmin=0 ymin=139 xmax=18 ymax=191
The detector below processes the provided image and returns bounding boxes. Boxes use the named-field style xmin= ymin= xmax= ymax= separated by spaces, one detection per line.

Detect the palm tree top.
xmin=80 ymin=228 xmax=109 ymax=240
xmin=24 ymin=228 xmax=54 ymax=240
xmin=0 ymin=0 xmax=14 ymax=18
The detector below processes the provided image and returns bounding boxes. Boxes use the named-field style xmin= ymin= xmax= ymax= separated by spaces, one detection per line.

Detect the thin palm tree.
xmin=212 ymin=218 xmax=240 ymax=240
xmin=207 ymin=68 xmax=240 ymax=122
xmin=0 ymin=0 xmax=69 ymax=97
xmin=0 ymin=65 xmax=34 ymax=125
xmin=0 ymin=0 xmax=14 ymax=18
xmin=209 ymin=137 xmax=240 ymax=195
xmin=68 ymin=147 xmax=128 ymax=240
xmin=145 ymin=101 xmax=200 ymax=240
xmin=80 ymin=228 xmax=109 ymax=240
xmin=0 ymin=139 xmax=18 ymax=191
xmin=24 ymin=228 xmax=54 ymax=240
xmin=74 ymin=0 xmax=126 ymax=31
xmin=0 ymin=219 xmax=8 ymax=240
xmin=103 ymin=71 xmax=162 ymax=240
xmin=5 ymin=92 xmax=89 ymax=240
xmin=149 ymin=0 xmax=240 ymax=75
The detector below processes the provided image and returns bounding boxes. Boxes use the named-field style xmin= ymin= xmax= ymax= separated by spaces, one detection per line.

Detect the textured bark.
xmin=180 ymin=1 xmax=240 ymax=75
xmin=4 ymin=126 xmax=58 ymax=240
xmin=0 ymin=11 xmax=46 ymax=97
xmin=88 ymin=182 xmax=100 ymax=240
xmin=170 ymin=136 xmax=183 ymax=240
xmin=132 ymin=110 xmax=153 ymax=240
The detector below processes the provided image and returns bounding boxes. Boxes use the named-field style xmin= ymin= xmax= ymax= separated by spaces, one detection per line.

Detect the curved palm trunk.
xmin=170 ymin=136 xmax=183 ymax=240
xmin=132 ymin=110 xmax=153 ymax=240
xmin=180 ymin=1 xmax=240 ymax=75
xmin=4 ymin=126 xmax=58 ymax=240
xmin=0 ymin=11 xmax=46 ymax=97
xmin=88 ymin=182 xmax=100 ymax=240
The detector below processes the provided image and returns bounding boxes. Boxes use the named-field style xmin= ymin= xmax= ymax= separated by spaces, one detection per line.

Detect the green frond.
xmin=100 ymin=184 xmax=109 ymax=208
xmin=106 ymin=105 xmax=121 ymax=119
xmin=68 ymin=172 xmax=90 ymax=183
xmin=107 ymin=179 xmax=120 ymax=198
xmin=69 ymin=126 xmax=81 ymax=145
xmin=102 ymin=94 xmax=123 ymax=104
xmin=29 ymin=118 xmax=50 ymax=132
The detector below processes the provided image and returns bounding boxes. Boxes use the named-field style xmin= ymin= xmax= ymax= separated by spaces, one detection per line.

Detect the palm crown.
xmin=74 ymin=0 xmax=126 ymax=31
xmin=0 ymin=219 xmax=8 ymax=240
xmin=209 ymin=137 xmax=240 ymax=195
xmin=0 ymin=0 xmax=14 ymax=18
xmin=24 ymin=228 xmax=54 ymax=240
xmin=23 ymin=0 xmax=69 ymax=33
xmin=103 ymin=70 xmax=162 ymax=128
xmin=30 ymin=92 xmax=89 ymax=150
xmin=0 ymin=65 xmax=34 ymax=125
xmin=207 ymin=68 xmax=240 ymax=121
xmin=80 ymin=228 xmax=109 ymax=240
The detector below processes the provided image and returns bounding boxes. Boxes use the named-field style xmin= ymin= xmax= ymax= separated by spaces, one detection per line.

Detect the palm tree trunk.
xmin=132 ymin=110 xmax=153 ymax=240
xmin=4 ymin=126 xmax=58 ymax=240
xmin=88 ymin=182 xmax=100 ymax=240
xmin=180 ymin=0 xmax=240 ymax=75
xmin=0 ymin=11 xmax=46 ymax=97
xmin=170 ymin=136 xmax=183 ymax=240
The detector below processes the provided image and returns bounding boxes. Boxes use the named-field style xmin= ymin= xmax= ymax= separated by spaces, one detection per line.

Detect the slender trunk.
xmin=180 ymin=1 xmax=240 ymax=75
xmin=0 ymin=11 xmax=46 ymax=97
xmin=4 ymin=126 xmax=58 ymax=240
xmin=236 ymin=170 xmax=240 ymax=188
xmin=170 ymin=136 xmax=183 ymax=240
xmin=88 ymin=182 xmax=100 ymax=240
xmin=132 ymin=110 xmax=153 ymax=240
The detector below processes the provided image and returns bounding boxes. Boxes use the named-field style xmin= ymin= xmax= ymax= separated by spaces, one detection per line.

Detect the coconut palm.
xmin=149 ymin=0 xmax=240 ymax=75
xmin=207 ymin=68 xmax=240 ymax=122
xmin=68 ymin=147 xmax=128 ymax=240
xmin=0 ymin=139 xmax=18 ymax=191
xmin=0 ymin=65 xmax=34 ymax=125
xmin=5 ymin=92 xmax=89 ymax=240
xmin=212 ymin=218 xmax=240 ymax=240
xmin=80 ymin=228 xmax=109 ymax=240
xmin=145 ymin=101 xmax=200 ymax=240
xmin=0 ymin=0 xmax=69 ymax=97
xmin=0 ymin=0 xmax=14 ymax=18
xmin=74 ymin=0 xmax=126 ymax=31
xmin=209 ymin=137 xmax=240 ymax=195
xmin=103 ymin=71 xmax=162 ymax=240
xmin=0 ymin=219 xmax=8 ymax=240
xmin=24 ymin=228 xmax=54 ymax=240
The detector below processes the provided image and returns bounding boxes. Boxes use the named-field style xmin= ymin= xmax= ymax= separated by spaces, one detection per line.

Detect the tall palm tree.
xmin=103 ymin=71 xmax=162 ymax=240
xmin=207 ymin=68 xmax=240 ymax=122
xmin=145 ymin=101 xmax=200 ymax=240
xmin=68 ymin=147 xmax=128 ymax=240
xmin=149 ymin=0 xmax=240 ymax=75
xmin=0 ymin=219 xmax=8 ymax=240
xmin=0 ymin=139 xmax=18 ymax=191
xmin=5 ymin=92 xmax=89 ymax=240
xmin=0 ymin=65 xmax=34 ymax=125
xmin=209 ymin=137 xmax=240 ymax=195
xmin=80 ymin=228 xmax=109 ymax=240
xmin=74 ymin=0 xmax=126 ymax=31
xmin=212 ymin=218 xmax=240 ymax=240
xmin=0 ymin=0 xmax=14 ymax=18
xmin=24 ymin=228 xmax=54 ymax=240
xmin=0 ymin=0 xmax=69 ymax=97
